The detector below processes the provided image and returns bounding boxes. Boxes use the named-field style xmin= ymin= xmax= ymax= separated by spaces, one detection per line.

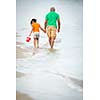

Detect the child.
xmin=29 ymin=18 xmax=45 ymax=48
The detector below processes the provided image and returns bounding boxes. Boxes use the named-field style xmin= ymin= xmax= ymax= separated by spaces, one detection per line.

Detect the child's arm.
xmin=40 ymin=25 xmax=46 ymax=33
xmin=29 ymin=29 xmax=33 ymax=36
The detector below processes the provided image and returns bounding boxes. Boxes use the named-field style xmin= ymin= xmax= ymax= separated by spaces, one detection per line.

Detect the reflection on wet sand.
xmin=32 ymin=47 xmax=59 ymax=56
xmin=48 ymin=48 xmax=58 ymax=52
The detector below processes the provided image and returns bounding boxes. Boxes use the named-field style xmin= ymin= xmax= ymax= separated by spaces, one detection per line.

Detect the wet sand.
xmin=16 ymin=32 xmax=25 ymax=61
xmin=16 ymin=47 xmax=27 ymax=58
xmin=16 ymin=41 xmax=24 ymax=45
xmin=69 ymin=77 xmax=83 ymax=88
xmin=16 ymin=41 xmax=31 ymax=58
xmin=16 ymin=72 xmax=25 ymax=78
xmin=16 ymin=41 xmax=83 ymax=100
xmin=16 ymin=91 xmax=33 ymax=100
xmin=16 ymin=33 xmax=21 ymax=37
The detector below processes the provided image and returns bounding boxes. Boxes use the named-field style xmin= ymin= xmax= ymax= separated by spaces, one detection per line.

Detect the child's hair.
xmin=30 ymin=18 xmax=37 ymax=24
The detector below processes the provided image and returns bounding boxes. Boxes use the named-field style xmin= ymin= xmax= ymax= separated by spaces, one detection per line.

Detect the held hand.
xmin=57 ymin=29 xmax=60 ymax=33
xmin=44 ymin=29 xmax=46 ymax=33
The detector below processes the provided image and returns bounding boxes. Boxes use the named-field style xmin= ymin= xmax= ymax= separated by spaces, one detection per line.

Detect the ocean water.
xmin=16 ymin=0 xmax=83 ymax=100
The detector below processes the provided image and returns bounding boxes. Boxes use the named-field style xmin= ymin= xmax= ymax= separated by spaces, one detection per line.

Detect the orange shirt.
xmin=32 ymin=23 xmax=40 ymax=32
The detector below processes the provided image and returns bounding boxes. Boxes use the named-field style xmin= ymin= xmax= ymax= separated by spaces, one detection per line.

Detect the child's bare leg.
xmin=34 ymin=38 xmax=37 ymax=48
xmin=37 ymin=38 xmax=39 ymax=48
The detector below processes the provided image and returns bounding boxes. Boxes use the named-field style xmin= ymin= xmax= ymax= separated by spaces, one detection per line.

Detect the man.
xmin=44 ymin=7 xmax=61 ymax=48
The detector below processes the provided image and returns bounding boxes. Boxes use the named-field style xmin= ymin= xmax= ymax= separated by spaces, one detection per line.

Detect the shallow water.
xmin=16 ymin=0 xmax=83 ymax=100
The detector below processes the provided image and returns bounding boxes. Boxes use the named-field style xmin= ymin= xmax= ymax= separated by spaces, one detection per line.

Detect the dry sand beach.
xmin=16 ymin=0 xmax=83 ymax=100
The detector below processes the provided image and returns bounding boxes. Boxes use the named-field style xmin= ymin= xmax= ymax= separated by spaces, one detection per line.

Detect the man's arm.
xmin=40 ymin=25 xmax=46 ymax=33
xmin=57 ymin=19 xmax=61 ymax=32
xmin=44 ymin=20 xmax=48 ymax=30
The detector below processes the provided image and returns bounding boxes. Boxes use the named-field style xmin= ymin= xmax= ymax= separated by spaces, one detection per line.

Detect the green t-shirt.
xmin=45 ymin=11 xmax=60 ymax=28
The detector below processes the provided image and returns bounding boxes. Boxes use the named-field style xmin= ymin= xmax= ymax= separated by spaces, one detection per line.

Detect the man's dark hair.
xmin=30 ymin=18 xmax=37 ymax=24
xmin=50 ymin=7 xmax=55 ymax=12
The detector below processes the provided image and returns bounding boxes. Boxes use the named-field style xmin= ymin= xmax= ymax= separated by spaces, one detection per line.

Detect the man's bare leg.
xmin=50 ymin=38 xmax=55 ymax=48
xmin=49 ymin=38 xmax=52 ymax=47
